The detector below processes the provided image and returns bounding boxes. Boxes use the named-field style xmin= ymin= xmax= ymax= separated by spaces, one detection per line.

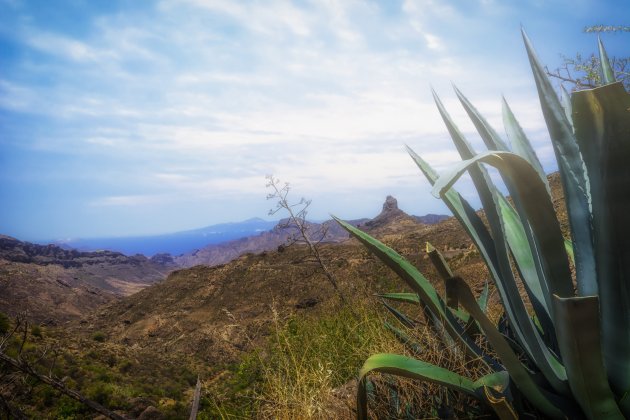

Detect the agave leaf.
xmin=597 ymin=37 xmax=615 ymax=85
xmin=334 ymin=216 xmax=501 ymax=370
xmin=483 ymin=386 xmax=518 ymax=420
xmin=407 ymin=144 xmax=560 ymax=385
xmin=357 ymin=353 xmax=510 ymax=420
xmin=431 ymin=93 xmax=566 ymax=378
xmin=497 ymin=191 xmax=550 ymax=315
xmin=450 ymin=277 xmax=568 ymax=419
xmin=522 ymin=28 xmax=597 ymax=297
xmin=449 ymin=88 xmax=557 ymax=334
xmin=453 ymin=85 xmax=510 ymax=151
xmin=432 ymin=151 xmax=573 ymax=300
xmin=377 ymin=292 xmax=420 ymax=305
xmin=426 ymin=242 xmax=457 ymax=309
xmin=382 ymin=300 xmax=417 ymax=329
xmin=560 ymin=86 xmax=574 ymax=130
xmin=478 ymin=280 xmax=489 ymax=313
xmin=497 ymin=190 xmax=557 ymax=351
xmin=406 ymin=145 xmax=565 ymax=387
xmin=333 ymin=216 xmax=500 ymax=370
xmin=501 ymin=96 xmax=550 ymax=191
xmin=571 ymin=82 xmax=630 ymax=410
xmin=384 ymin=321 xmax=423 ymax=355
xmin=433 ymin=151 xmax=575 ymax=392
xmin=552 ymin=295 xmax=624 ymax=419
xmin=431 ymin=92 xmax=533 ymax=332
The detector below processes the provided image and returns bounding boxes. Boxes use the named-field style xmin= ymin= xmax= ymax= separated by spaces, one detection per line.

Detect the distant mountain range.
xmin=47 ymin=218 xmax=278 ymax=257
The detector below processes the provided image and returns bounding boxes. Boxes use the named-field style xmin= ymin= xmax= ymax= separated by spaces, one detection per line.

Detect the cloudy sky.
xmin=0 ymin=0 xmax=627 ymax=241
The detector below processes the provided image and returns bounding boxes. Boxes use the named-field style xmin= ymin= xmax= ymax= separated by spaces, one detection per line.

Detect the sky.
xmin=0 ymin=0 xmax=628 ymax=241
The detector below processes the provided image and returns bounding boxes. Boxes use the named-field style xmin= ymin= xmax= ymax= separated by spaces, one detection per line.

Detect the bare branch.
xmin=266 ymin=175 xmax=356 ymax=316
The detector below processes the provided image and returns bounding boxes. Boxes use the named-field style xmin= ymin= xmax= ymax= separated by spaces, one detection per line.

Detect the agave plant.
xmin=334 ymin=30 xmax=630 ymax=419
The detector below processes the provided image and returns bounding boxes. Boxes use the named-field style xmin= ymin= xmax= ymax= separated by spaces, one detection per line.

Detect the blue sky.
xmin=0 ymin=0 xmax=628 ymax=241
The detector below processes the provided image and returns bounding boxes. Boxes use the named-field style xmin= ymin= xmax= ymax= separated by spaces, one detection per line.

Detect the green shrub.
xmin=0 ymin=312 xmax=10 ymax=334
xmin=92 ymin=331 xmax=106 ymax=342
xmin=31 ymin=325 xmax=42 ymax=338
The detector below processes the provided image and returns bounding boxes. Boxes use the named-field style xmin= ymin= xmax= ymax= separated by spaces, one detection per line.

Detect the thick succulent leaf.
xmin=597 ymin=37 xmax=615 ymax=85
xmin=453 ymin=88 xmax=559 ymax=336
xmin=560 ymin=86 xmax=574 ymax=130
xmin=405 ymin=148 xmax=495 ymax=272
xmin=483 ymin=386 xmax=518 ymax=420
xmin=453 ymin=85 xmax=510 ymax=151
xmin=522 ymin=28 xmax=597 ymax=297
xmin=433 ymin=151 xmax=574 ymax=393
xmin=478 ymin=280 xmax=489 ymax=313
xmin=357 ymin=353 xmax=510 ymax=420
xmin=426 ymin=242 xmax=457 ymax=308
xmin=497 ymin=191 xmax=549 ymax=315
xmin=499 ymin=188 xmax=558 ymax=351
xmin=377 ymin=292 xmax=420 ymax=305
xmin=553 ymin=295 xmax=624 ymax=419
xmin=501 ymin=96 xmax=550 ymax=191
xmin=382 ymin=300 xmax=417 ymax=329
xmin=451 ymin=277 xmax=568 ymax=419
xmin=431 ymin=92 xmax=533 ymax=342
xmin=333 ymin=216 xmax=500 ymax=370
xmin=429 ymin=95 xmax=566 ymax=387
xmin=432 ymin=151 xmax=574 ymax=300
xmin=405 ymin=146 xmax=564 ymax=386
xmin=571 ymin=82 xmax=630 ymax=409
xmin=384 ymin=321 xmax=423 ymax=355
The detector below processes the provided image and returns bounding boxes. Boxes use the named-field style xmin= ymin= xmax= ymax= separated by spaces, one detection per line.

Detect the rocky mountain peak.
xmin=382 ymin=195 xmax=399 ymax=212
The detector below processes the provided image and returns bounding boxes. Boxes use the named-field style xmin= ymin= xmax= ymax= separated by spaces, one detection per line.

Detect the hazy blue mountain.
xmin=47 ymin=218 xmax=278 ymax=257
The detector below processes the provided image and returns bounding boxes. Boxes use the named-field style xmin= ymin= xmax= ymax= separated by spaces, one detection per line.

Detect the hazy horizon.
xmin=1 ymin=0 xmax=627 ymax=241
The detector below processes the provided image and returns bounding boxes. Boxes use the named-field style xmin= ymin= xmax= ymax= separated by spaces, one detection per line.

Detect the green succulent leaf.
xmin=501 ymin=96 xmax=550 ymax=191
xmin=377 ymin=292 xmax=420 ymax=305
xmin=560 ymin=86 xmax=574 ymax=130
xmin=522 ymin=28 xmax=597 ymax=297
xmin=553 ymin=295 xmax=624 ymax=419
xmin=453 ymin=85 xmax=510 ymax=152
xmin=451 ymin=277 xmax=570 ymax=419
xmin=426 ymin=242 xmax=457 ymax=309
xmin=597 ymin=37 xmax=615 ymax=85
xmin=357 ymin=353 xmax=510 ymax=420
xmin=381 ymin=300 xmax=417 ymax=329
xmin=571 ymin=82 xmax=630 ymax=410
xmin=383 ymin=321 xmax=423 ymax=355
xmin=432 ymin=151 xmax=575 ymax=392
xmin=333 ymin=216 xmax=501 ymax=371
xmin=478 ymin=280 xmax=489 ymax=314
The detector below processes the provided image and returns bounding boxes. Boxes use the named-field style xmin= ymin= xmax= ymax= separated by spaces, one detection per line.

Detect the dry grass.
xmin=253 ymin=294 xmax=498 ymax=419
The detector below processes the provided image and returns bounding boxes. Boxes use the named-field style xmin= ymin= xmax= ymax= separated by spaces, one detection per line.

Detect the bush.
xmin=31 ymin=325 xmax=42 ymax=338
xmin=92 ymin=331 xmax=106 ymax=342
xmin=0 ymin=312 xmax=10 ymax=334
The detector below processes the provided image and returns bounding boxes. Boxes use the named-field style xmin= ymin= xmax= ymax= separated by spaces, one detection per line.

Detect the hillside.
xmin=82 ymin=196 xmax=475 ymax=366
xmin=0 ymin=236 xmax=174 ymax=322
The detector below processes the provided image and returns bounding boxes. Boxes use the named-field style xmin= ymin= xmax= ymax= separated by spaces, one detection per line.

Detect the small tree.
xmin=547 ymin=25 xmax=629 ymax=91
xmin=265 ymin=175 xmax=352 ymax=310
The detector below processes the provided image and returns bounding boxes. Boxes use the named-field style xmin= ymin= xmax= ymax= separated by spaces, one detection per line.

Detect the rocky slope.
xmin=0 ymin=236 xmax=175 ymax=322
xmin=81 ymin=197 xmax=474 ymax=367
